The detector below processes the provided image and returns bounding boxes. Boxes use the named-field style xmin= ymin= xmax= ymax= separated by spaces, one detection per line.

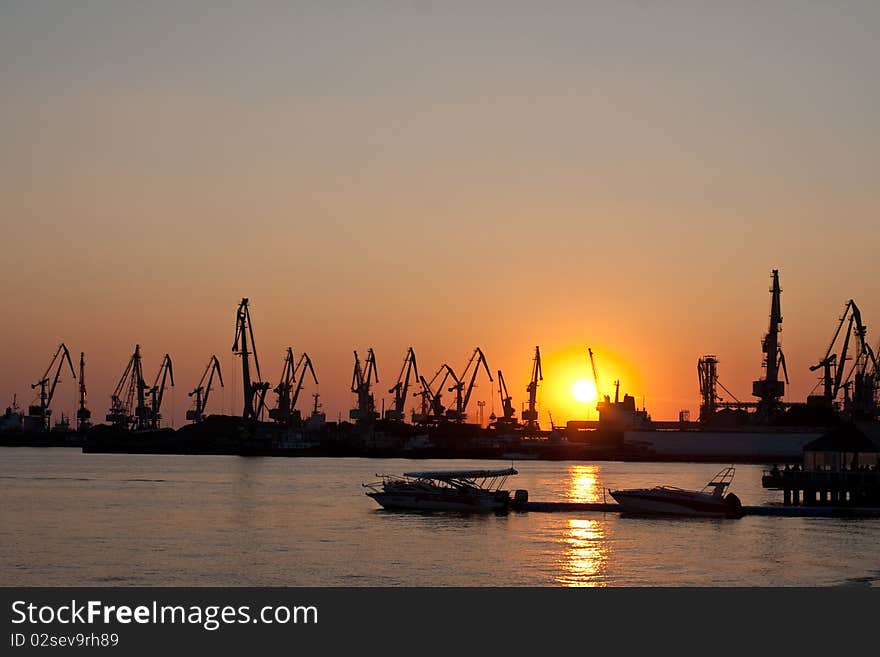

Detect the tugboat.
xmin=364 ymin=467 xmax=524 ymax=512
xmin=609 ymin=466 xmax=743 ymax=518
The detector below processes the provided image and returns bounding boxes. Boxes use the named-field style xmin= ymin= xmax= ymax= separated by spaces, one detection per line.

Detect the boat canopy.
xmin=402 ymin=468 xmax=518 ymax=480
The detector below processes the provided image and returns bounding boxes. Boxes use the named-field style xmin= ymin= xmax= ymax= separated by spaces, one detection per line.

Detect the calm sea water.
xmin=1 ymin=448 xmax=878 ymax=586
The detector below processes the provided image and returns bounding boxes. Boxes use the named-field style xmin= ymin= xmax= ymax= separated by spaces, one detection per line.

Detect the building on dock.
xmin=762 ymin=424 xmax=880 ymax=506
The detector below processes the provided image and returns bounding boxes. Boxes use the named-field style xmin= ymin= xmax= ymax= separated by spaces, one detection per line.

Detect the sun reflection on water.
xmin=558 ymin=518 xmax=608 ymax=587
xmin=558 ymin=465 xmax=609 ymax=586
xmin=566 ymin=464 xmax=603 ymax=504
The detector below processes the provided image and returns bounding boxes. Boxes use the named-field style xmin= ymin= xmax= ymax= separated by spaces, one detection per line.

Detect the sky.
xmin=2 ymin=1 xmax=879 ymax=427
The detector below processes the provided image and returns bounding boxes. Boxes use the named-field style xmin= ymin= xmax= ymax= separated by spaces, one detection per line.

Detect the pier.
xmin=761 ymin=469 xmax=880 ymax=507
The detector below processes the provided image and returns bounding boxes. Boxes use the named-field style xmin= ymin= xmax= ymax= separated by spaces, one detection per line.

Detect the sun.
xmin=572 ymin=379 xmax=597 ymax=404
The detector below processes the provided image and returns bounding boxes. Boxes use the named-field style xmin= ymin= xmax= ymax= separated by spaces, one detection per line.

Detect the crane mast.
xmin=28 ymin=343 xmax=76 ymax=431
xmin=186 ymin=355 xmax=224 ymax=423
xmin=386 ymin=347 xmax=419 ymax=421
xmin=232 ymin=298 xmax=269 ymax=420
xmin=76 ymin=352 xmax=91 ymax=432
xmin=521 ymin=346 xmax=543 ymax=430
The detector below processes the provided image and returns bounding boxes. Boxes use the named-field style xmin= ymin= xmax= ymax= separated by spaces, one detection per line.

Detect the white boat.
xmin=364 ymin=467 xmax=522 ymax=512
xmin=609 ymin=467 xmax=743 ymax=518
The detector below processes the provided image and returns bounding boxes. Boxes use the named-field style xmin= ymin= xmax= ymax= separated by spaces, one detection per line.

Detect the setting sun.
xmin=572 ymin=379 xmax=597 ymax=404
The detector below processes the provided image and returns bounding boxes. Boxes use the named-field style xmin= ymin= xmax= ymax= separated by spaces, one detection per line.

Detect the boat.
xmin=609 ymin=466 xmax=743 ymax=518
xmin=364 ymin=467 xmax=523 ymax=512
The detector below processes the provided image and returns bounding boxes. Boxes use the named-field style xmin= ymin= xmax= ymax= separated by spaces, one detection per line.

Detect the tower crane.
xmin=521 ymin=346 xmax=543 ymax=430
xmin=186 ymin=355 xmax=224 ymax=423
xmin=350 ymin=348 xmax=379 ymax=422
xmin=446 ymin=347 xmax=493 ymax=422
xmin=269 ymin=347 xmax=297 ymax=424
xmin=386 ymin=347 xmax=419 ymax=421
xmin=106 ymin=344 xmax=149 ymax=431
xmin=28 ymin=343 xmax=76 ymax=431
xmin=144 ymin=354 xmax=174 ymax=429
xmin=290 ymin=352 xmax=319 ymax=424
xmin=232 ymin=298 xmax=270 ymax=420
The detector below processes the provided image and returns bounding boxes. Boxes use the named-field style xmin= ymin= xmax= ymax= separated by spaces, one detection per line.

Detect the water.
xmin=1 ymin=448 xmax=878 ymax=586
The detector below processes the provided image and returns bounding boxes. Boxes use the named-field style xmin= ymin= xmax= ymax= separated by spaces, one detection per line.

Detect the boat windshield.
xmin=700 ymin=466 xmax=735 ymax=497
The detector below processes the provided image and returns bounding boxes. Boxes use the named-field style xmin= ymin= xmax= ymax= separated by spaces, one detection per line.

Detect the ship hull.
xmin=366 ymin=491 xmax=509 ymax=512
xmin=624 ymin=429 xmax=823 ymax=460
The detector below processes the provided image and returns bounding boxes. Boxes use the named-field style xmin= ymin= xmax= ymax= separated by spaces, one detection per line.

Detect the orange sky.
xmin=2 ymin=3 xmax=879 ymax=426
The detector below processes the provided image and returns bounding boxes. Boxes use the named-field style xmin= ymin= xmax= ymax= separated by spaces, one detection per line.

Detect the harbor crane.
xmin=106 ymin=344 xmax=149 ymax=431
xmin=76 ymin=352 xmax=91 ymax=432
xmin=752 ymin=269 xmax=789 ymax=420
xmin=521 ymin=346 xmax=543 ymax=430
xmin=290 ymin=352 xmax=319 ymax=424
xmin=350 ymin=348 xmax=379 ymax=422
xmin=446 ymin=348 xmax=493 ymax=422
xmin=232 ymin=298 xmax=270 ymax=420
xmin=412 ymin=364 xmax=455 ymax=424
xmin=809 ymin=299 xmax=871 ymax=410
xmin=269 ymin=347 xmax=297 ymax=424
xmin=385 ymin=347 xmax=419 ymax=421
xmin=28 ymin=343 xmax=76 ymax=431
xmin=145 ymin=354 xmax=174 ymax=429
xmin=186 ymin=355 xmax=223 ymax=423
xmin=494 ymin=369 xmax=517 ymax=427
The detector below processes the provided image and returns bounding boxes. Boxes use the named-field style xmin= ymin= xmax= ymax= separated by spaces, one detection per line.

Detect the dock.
xmin=515 ymin=501 xmax=880 ymax=518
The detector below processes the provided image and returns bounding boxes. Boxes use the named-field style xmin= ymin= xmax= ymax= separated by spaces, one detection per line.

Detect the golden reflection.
xmin=558 ymin=518 xmax=608 ymax=587
xmin=566 ymin=464 xmax=601 ymax=504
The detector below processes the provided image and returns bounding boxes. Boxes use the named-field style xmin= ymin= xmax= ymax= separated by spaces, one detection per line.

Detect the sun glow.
xmin=572 ymin=379 xmax=597 ymax=404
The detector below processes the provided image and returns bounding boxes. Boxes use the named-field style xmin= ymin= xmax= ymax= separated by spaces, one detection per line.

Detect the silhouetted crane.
xmin=186 ymin=355 xmax=223 ymax=422
xmin=752 ymin=269 xmax=789 ymax=420
xmin=145 ymin=354 xmax=174 ymax=429
xmin=809 ymin=299 xmax=871 ymax=409
xmin=522 ymin=346 xmax=543 ymax=430
xmin=270 ymin=347 xmax=297 ymax=424
xmin=76 ymin=352 xmax=91 ymax=432
xmin=494 ymin=369 xmax=517 ymax=427
xmin=446 ymin=347 xmax=493 ymax=422
xmin=290 ymin=352 xmax=319 ymax=424
xmin=350 ymin=348 xmax=379 ymax=422
xmin=107 ymin=344 xmax=149 ymax=431
xmin=232 ymin=298 xmax=269 ymax=420
xmin=386 ymin=347 xmax=419 ymax=421
xmin=28 ymin=343 xmax=76 ymax=431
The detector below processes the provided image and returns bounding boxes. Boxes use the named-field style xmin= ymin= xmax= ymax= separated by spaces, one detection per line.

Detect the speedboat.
xmin=609 ymin=467 xmax=743 ymax=518
xmin=364 ymin=467 xmax=523 ymax=512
